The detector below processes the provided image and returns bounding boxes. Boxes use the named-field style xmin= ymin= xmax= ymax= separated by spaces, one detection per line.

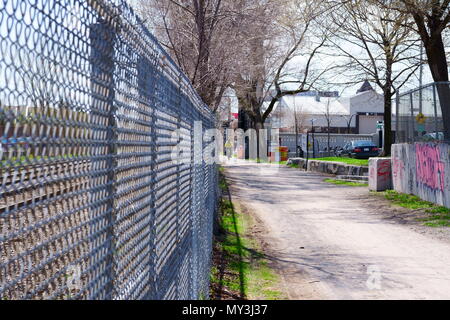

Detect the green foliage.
xmin=314 ymin=157 xmax=369 ymax=166
xmin=246 ymin=159 xmax=287 ymax=165
xmin=384 ymin=190 xmax=437 ymax=210
xmin=423 ymin=219 xmax=450 ymax=228
xmin=211 ymin=174 xmax=286 ymax=300
xmin=324 ymin=179 xmax=368 ymax=187
xmin=382 ymin=190 xmax=450 ymax=228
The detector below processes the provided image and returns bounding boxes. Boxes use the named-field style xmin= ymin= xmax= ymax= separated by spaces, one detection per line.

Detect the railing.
xmin=0 ymin=0 xmax=218 ymax=300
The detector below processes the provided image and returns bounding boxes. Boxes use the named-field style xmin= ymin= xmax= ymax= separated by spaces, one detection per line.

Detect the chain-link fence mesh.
xmin=396 ymin=82 xmax=450 ymax=143
xmin=0 ymin=0 xmax=218 ymax=300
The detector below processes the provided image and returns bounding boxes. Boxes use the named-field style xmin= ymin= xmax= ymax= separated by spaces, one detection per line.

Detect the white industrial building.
xmin=266 ymin=81 xmax=386 ymax=134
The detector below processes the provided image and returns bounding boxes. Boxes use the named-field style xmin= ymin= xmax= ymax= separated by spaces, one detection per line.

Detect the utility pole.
xmin=311 ymin=119 xmax=316 ymax=159
xmin=295 ymin=116 xmax=299 ymax=157
xmin=306 ymin=130 xmax=309 ymax=170
xmin=419 ymin=42 xmax=424 ymax=114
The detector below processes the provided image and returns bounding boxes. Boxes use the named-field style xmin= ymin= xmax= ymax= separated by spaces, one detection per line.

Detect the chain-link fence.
xmin=396 ymin=82 xmax=450 ymax=143
xmin=0 ymin=0 xmax=218 ymax=300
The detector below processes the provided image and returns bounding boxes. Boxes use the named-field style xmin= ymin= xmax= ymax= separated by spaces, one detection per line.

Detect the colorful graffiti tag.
xmin=415 ymin=144 xmax=446 ymax=191
xmin=377 ymin=160 xmax=391 ymax=182
xmin=392 ymin=157 xmax=405 ymax=189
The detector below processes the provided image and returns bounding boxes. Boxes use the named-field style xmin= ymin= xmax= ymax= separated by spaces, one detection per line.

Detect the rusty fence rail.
xmin=0 ymin=0 xmax=218 ymax=300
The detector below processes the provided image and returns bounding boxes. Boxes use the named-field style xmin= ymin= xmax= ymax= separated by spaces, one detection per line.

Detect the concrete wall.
xmin=288 ymin=158 xmax=369 ymax=177
xmin=392 ymin=142 xmax=450 ymax=208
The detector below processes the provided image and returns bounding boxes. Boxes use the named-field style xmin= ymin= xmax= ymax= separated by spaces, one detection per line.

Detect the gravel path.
xmin=224 ymin=161 xmax=450 ymax=300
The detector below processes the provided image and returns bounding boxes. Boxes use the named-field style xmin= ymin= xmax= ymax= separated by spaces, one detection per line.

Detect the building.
xmin=266 ymin=81 xmax=385 ymax=134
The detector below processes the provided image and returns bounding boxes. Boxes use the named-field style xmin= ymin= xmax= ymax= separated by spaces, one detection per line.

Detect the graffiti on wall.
xmin=377 ymin=160 xmax=391 ymax=182
xmin=415 ymin=144 xmax=446 ymax=191
xmin=392 ymin=145 xmax=407 ymax=192
xmin=392 ymin=157 xmax=405 ymax=188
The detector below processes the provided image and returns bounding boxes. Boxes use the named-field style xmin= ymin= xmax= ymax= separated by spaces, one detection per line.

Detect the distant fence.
xmin=0 ymin=0 xmax=218 ymax=300
xmin=396 ymin=82 xmax=450 ymax=143
xmin=280 ymin=133 xmax=377 ymax=158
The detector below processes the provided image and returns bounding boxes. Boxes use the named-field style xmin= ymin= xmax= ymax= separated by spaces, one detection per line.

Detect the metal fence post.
xmin=192 ymin=119 xmax=203 ymax=299
xmin=433 ymin=83 xmax=439 ymax=136
xmin=175 ymin=75 xmax=182 ymax=300
xmin=89 ymin=18 xmax=117 ymax=300
xmin=138 ymin=54 xmax=158 ymax=300
xmin=409 ymin=93 xmax=414 ymax=143
xmin=395 ymin=93 xmax=400 ymax=139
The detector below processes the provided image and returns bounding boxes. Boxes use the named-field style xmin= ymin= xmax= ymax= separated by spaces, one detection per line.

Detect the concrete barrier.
xmin=287 ymin=158 xmax=307 ymax=169
xmin=287 ymin=158 xmax=369 ymax=177
xmin=369 ymin=158 xmax=392 ymax=192
xmin=392 ymin=142 xmax=450 ymax=208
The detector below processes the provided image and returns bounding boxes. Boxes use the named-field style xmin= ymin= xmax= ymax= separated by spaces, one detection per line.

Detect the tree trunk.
xmin=327 ymin=123 xmax=331 ymax=156
xmin=435 ymin=83 xmax=450 ymax=141
xmin=424 ymin=31 xmax=450 ymax=141
xmin=255 ymin=119 xmax=266 ymax=162
xmin=383 ymin=89 xmax=393 ymax=156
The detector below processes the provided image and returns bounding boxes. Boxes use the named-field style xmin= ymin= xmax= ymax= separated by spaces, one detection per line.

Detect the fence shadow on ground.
xmin=211 ymin=171 xmax=280 ymax=300
xmin=211 ymin=175 xmax=246 ymax=300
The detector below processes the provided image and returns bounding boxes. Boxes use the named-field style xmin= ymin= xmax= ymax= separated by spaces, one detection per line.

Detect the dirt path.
xmin=223 ymin=160 xmax=450 ymax=300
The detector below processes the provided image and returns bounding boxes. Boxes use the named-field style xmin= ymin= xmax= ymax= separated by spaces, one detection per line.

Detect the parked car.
xmin=339 ymin=141 xmax=381 ymax=159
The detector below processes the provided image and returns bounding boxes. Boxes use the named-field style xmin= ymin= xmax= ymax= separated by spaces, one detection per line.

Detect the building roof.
xmin=357 ymin=80 xmax=375 ymax=94
xmin=280 ymin=95 xmax=349 ymax=116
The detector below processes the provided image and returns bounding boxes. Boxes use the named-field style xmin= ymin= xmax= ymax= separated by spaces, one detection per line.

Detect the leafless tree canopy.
xmin=377 ymin=0 xmax=450 ymax=140
xmin=137 ymin=0 xmax=240 ymax=111
xmin=232 ymin=0 xmax=337 ymax=129
xmin=136 ymin=0 xmax=449 ymax=145
xmin=324 ymin=0 xmax=423 ymax=154
xmin=138 ymin=0 xmax=336 ymax=124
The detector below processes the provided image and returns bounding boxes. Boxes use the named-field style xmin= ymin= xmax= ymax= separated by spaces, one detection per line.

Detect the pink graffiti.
xmin=370 ymin=167 xmax=376 ymax=179
xmin=392 ymin=158 xmax=404 ymax=184
xmin=415 ymin=144 xmax=446 ymax=191
xmin=377 ymin=160 xmax=391 ymax=181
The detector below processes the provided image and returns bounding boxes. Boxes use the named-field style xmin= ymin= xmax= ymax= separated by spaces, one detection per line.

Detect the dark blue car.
xmin=340 ymin=141 xmax=381 ymax=159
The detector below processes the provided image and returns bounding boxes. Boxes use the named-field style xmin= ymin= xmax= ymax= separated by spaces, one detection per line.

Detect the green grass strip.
xmin=381 ymin=190 xmax=450 ymax=228
xmin=313 ymin=157 xmax=369 ymax=166
xmin=324 ymin=178 xmax=368 ymax=187
xmin=211 ymin=173 xmax=286 ymax=300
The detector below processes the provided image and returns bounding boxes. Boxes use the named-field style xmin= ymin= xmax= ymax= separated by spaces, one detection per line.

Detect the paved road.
xmin=224 ymin=161 xmax=450 ymax=300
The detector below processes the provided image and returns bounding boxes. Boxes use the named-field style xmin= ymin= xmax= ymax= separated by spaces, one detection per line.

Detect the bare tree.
xmin=290 ymin=102 xmax=308 ymax=156
xmin=326 ymin=0 xmax=422 ymax=155
xmin=341 ymin=114 xmax=357 ymax=134
xmin=378 ymin=0 xmax=450 ymax=140
xmin=137 ymin=0 xmax=236 ymax=112
xmin=322 ymin=99 xmax=335 ymax=153
xmin=234 ymin=0 xmax=336 ymax=133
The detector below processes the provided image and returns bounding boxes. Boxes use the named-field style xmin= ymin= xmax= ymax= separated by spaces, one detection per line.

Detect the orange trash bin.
xmin=280 ymin=147 xmax=289 ymax=161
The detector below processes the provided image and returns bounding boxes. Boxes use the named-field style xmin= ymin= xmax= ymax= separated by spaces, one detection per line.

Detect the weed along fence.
xmin=0 ymin=0 xmax=218 ymax=300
